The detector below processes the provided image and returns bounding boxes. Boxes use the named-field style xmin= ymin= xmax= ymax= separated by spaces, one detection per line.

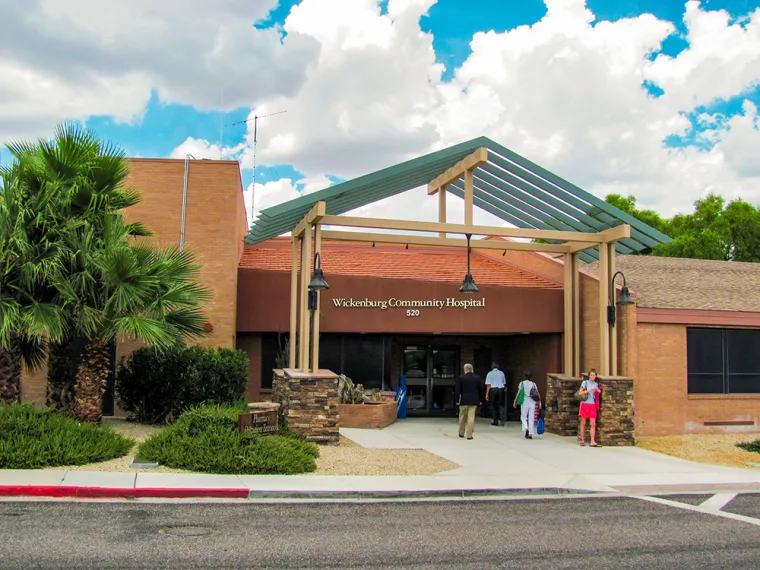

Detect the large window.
xmin=319 ymin=334 xmax=391 ymax=390
xmin=687 ymin=328 xmax=760 ymax=394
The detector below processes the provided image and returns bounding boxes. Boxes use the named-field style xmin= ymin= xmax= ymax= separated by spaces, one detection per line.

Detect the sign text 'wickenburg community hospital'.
xmin=331 ymin=297 xmax=486 ymax=311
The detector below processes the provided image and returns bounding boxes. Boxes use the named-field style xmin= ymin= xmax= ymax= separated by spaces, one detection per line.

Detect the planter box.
xmin=339 ymin=401 xmax=397 ymax=429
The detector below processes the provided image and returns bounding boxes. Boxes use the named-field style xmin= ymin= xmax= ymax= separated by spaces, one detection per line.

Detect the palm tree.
xmin=0 ymin=154 xmax=70 ymax=403
xmin=68 ymin=215 xmax=210 ymax=423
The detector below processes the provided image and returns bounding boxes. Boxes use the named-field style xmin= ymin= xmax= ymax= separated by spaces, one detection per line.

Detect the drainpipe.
xmin=180 ymin=154 xmax=194 ymax=254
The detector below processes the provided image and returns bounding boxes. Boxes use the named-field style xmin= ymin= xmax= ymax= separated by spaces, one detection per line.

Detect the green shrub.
xmin=116 ymin=346 xmax=248 ymax=424
xmin=737 ymin=439 xmax=760 ymax=453
xmin=0 ymin=404 xmax=133 ymax=468
xmin=136 ymin=404 xmax=319 ymax=475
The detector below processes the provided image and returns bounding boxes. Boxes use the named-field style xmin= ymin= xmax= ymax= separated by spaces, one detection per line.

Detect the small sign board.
xmin=238 ymin=410 xmax=279 ymax=435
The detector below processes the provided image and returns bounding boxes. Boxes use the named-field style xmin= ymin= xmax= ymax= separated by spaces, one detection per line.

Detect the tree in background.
xmin=605 ymin=193 xmax=760 ymax=262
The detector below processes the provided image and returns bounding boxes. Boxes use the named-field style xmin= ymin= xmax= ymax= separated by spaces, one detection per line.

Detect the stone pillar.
xmin=271 ymin=368 xmax=339 ymax=445
xmin=545 ymin=373 xmax=635 ymax=446
xmin=545 ymin=374 xmax=578 ymax=436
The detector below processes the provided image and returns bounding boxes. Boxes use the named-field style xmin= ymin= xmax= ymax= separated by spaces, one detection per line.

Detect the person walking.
xmin=513 ymin=370 xmax=541 ymax=439
xmin=485 ymin=362 xmax=507 ymax=426
xmin=456 ymin=363 xmax=483 ymax=440
xmin=578 ymin=369 xmax=602 ymax=447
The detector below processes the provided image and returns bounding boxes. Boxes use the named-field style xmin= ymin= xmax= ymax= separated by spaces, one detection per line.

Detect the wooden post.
xmin=439 ymin=185 xmax=447 ymax=238
xmin=572 ymin=253 xmax=580 ymax=377
xmin=299 ymin=225 xmax=312 ymax=370
xmin=289 ymin=235 xmax=298 ymax=368
xmin=311 ymin=225 xmax=322 ymax=371
xmin=598 ymin=244 xmax=610 ymax=376
xmin=464 ymin=169 xmax=474 ymax=226
xmin=609 ymin=242 xmax=617 ymax=375
xmin=563 ymin=253 xmax=573 ymax=375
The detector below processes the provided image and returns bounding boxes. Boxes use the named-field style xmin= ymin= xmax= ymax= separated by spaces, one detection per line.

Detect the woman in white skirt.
xmin=513 ymin=370 xmax=541 ymax=439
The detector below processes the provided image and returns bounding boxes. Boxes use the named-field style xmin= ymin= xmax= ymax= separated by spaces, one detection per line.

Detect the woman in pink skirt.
xmin=578 ymin=368 xmax=602 ymax=447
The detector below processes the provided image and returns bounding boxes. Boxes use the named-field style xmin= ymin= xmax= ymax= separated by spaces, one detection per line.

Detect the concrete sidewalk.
xmin=1 ymin=417 xmax=759 ymax=500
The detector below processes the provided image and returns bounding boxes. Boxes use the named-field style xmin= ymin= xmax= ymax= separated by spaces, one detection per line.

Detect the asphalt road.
xmin=1 ymin=496 xmax=759 ymax=569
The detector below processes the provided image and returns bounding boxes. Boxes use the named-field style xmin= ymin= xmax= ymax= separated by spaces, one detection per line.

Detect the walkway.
xmin=342 ymin=417 xmax=760 ymax=494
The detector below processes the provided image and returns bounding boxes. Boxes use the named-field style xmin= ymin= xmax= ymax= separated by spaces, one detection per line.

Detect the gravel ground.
xmin=49 ymin=419 xmax=458 ymax=476
xmin=637 ymin=433 xmax=760 ymax=469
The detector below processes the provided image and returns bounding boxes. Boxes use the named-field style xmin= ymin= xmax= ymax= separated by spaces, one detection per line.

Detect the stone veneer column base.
xmin=545 ymin=374 xmax=635 ymax=446
xmin=272 ymin=368 xmax=340 ymax=445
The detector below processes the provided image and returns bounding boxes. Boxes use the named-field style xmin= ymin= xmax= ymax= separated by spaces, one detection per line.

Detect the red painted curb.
xmin=0 ymin=485 xmax=249 ymax=499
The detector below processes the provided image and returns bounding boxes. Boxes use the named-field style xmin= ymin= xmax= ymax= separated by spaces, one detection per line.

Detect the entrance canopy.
xmin=246 ymin=136 xmax=671 ymax=263
xmin=249 ymin=136 xmax=671 ymax=379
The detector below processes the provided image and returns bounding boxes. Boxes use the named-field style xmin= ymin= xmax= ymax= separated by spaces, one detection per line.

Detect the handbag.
xmin=537 ymin=417 xmax=545 ymax=435
xmin=529 ymin=383 xmax=540 ymax=401
xmin=516 ymin=381 xmax=525 ymax=406
xmin=573 ymin=381 xmax=587 ymax=402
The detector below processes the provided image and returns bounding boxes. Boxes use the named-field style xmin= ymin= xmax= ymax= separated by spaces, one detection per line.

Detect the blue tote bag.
xmin=537 ymin=417 xmax=545 ymax=435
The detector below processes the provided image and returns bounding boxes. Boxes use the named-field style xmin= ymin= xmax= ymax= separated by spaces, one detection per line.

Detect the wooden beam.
xmin=598 ymin=245 xmax=610 ymax=376
xmin=428 ymin=147 xmax=488 ymax=195
xmin=298 ymin=225 xmax=312 ymax=370
xmin=289 ymin=234 xmax=298 ymax=368
xmin=320 ymin=230 xmax=571 ymax=254
xmin=598 ymin=224 xmax=631 ymax=243
xmin=439 ymin=185 xmax=447 ymax=238
xmin=293 ymin=201 xmax=327 ymax=238
xmin=464 ymin=169 xmax=474 ymax=225
xmin=572 ymin=253 xmax=580 ymax=377
xmin=311 ymin=225 xmax=322 ymax=372
xmin=566 ymin=241 xmax=600 ymax=253
xmin=563 ymin=253 xmax=573 ymax=375
xmin=319 ymin=215 xmax=608 ymax=244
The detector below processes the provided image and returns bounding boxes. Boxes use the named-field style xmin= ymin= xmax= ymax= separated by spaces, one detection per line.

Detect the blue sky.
xmin=77 ymin=0 xmax=760 ymax=191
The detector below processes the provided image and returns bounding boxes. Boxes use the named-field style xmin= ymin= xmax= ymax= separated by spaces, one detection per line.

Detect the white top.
xmin=485 ymin=369 xmax=506 ymax=389
xmin=520 ymin=380 xmax=537 ymax=404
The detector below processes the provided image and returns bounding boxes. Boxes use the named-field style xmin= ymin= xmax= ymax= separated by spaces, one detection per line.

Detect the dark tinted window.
xmin=343 ymin=335 xmax=384 ymax=390
xmin=319 ymin=334 xmax=343 ymax=376
xmin=687 ymin=328 xmax=723 ymax=374
xmin=260 ymin=333 xmax=282 ymax=389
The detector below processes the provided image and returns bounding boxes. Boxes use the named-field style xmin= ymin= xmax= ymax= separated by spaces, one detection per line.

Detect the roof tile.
xmin=241 ymin=240 xmax=562 ymax=289
xmin=586 ymin=255 xmax=760 ymax=312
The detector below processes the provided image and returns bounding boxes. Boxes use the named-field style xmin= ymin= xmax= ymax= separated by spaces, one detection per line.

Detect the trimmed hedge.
xmin=117 ymin=346 xmax=248 ymax=424
xmin=0 ymin=404 xmax=133 ymax=468
xmin=136 ymin=404 xmax=319 ymax=475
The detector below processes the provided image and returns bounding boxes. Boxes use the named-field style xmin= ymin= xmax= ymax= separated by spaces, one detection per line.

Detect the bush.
xmin=136 ymin=404 xmax=319 ymax=475
xmin=0 ymin=404 xmax=133 ymax=468
xmin=737 ymin=439 xmax=760 ymax=453
xmin=117 ymin=346 xmax=248 ymax=424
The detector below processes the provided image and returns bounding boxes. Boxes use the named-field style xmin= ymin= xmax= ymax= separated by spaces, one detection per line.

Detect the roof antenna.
xmin=226 ymin=110 xmax=287 ymax=229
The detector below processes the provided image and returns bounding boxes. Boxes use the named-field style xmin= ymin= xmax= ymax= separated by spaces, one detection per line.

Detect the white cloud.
xmin=240 ymin=0 xmax=760 ymax=219
xmin=8 ymin=0 xmax=760 ymax=224
xmin=0 ymin=0 xmax=319 ymax=140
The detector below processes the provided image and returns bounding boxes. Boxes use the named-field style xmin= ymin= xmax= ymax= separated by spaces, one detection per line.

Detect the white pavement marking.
xmin=699 ymin=492 xmax=738 ymax=511
xmin=635 ymin=495 xmax=760 ymax=528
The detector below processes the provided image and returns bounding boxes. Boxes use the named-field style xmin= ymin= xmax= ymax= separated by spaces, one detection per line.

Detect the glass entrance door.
xmin=403 ymin=344 xmax=460 ymax=416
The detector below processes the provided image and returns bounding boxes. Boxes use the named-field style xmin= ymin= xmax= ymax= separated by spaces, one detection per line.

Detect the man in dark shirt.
xmin=455 ymin=363 xmax=483 ymax=440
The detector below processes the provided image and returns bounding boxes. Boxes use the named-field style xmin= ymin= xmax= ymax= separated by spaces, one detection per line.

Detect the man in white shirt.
xmin=485 ymin=362 xmax=507 ymax=426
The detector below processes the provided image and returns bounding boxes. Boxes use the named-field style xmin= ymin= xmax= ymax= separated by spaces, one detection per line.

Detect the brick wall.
xmin=636 ymin=322 xmax=760 ymax=436
xmin=579 ymin=272 xmax=600 ymax=374
xmin=122 ymin=158 xmax=246 ymax=351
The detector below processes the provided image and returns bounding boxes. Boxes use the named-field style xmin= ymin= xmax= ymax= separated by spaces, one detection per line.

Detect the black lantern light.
xmin=308 ymin=252 xmax=329 ymax=292
xmin=307 ymin=252 xmax=328 ymax=311
xmin=459 ymin=233 xmax=479 ymax=294
xmin=607 ymin=270 xmax=634 ymax=326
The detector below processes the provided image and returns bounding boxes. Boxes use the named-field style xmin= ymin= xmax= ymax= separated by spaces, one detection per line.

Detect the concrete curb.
xmin=0 ymin=484 xmax=603 ymax=501
xmin=0 ymin=485 xmax=250 ymax=499
xmin=246 ymin=487 xmax=603 ymax=500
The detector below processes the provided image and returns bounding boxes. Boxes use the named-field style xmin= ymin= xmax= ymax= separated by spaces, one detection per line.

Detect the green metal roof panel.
xmin=245 ymin=136 xmax=672 ymax=254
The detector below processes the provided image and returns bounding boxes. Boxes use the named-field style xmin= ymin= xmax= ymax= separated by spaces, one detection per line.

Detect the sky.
xmin=2 ymin=0 xmax=760 ymax=230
